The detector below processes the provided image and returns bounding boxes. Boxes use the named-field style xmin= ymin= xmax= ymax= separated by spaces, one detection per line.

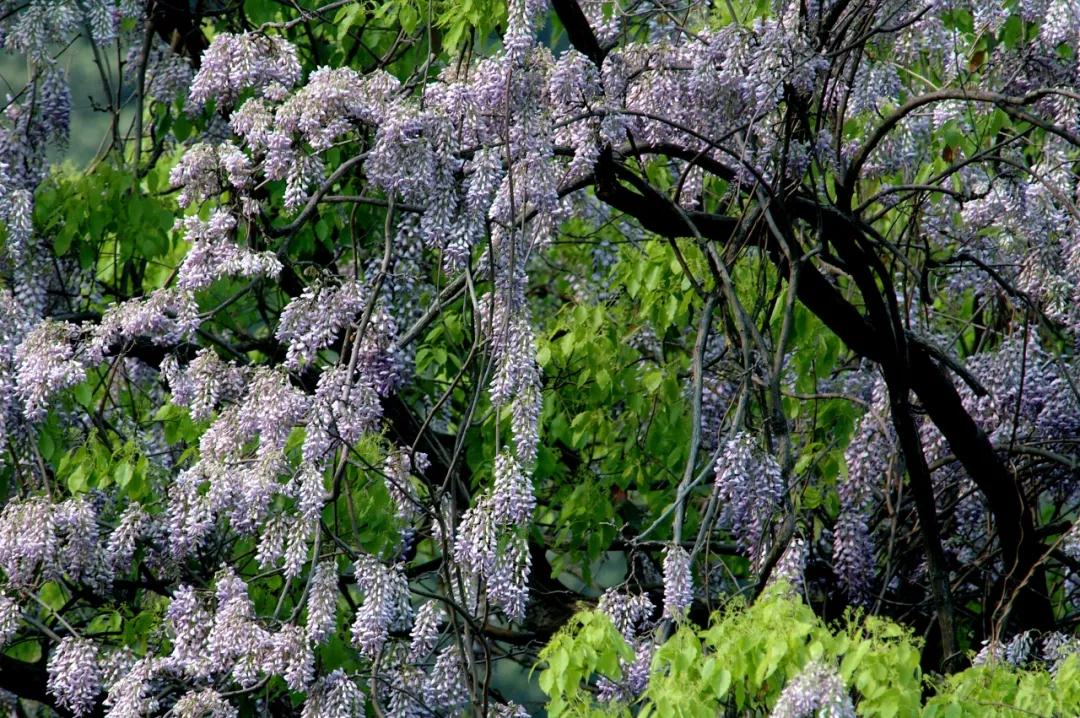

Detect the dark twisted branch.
xmin=590 ymin=146 xmax=1053 ymax=639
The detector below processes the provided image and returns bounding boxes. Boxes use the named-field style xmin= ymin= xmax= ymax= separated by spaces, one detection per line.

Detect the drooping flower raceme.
xmin=165 ymin=585 xmax=213 ymax=679
xmin=175 ymin=211 xmax=282 ymax=291
xmin=162 ymin=349 xmax=248 ymax=422
xmin=490 ymin=451 xmax=535 ymax=525
xmin=350 ymin=555 xmax=411 ymax=657
xmin=188 ymin=33 xmax=302 ymax=111
xmin=770 ymin=660 xmax=856 ymax=718
xmin=169 ymin=142 xmax=254 ymax=208
xmin=0 ymin=497 xmax=57 ymax=586
xmin=834 ymin=378 xmax=892 ymax=602
xmin=85 ymin=288 xmax=201 ymax=363
xmin=205 ymin=568 xmax=272 ymax=687
xmin=276 ymin=281 xmax=366 ymax=369
xmin=0 ymin=593 xmax=20 ymax=646
xmin=598 ymin=589 xmax=655 ymax=640
xmin=301 ymin=669 xmax=364 ymax=718
xmin=662 ymin=544 xmax=693 ymax=619
xmin=453 ymin=452 xmax=537 ymax=620
xmin=306 ymin=560 xmax=340 ymax=644
xmin=173 ymin=688 xmax=238 ymax=718
xmin=268 ymin=624 xmax=315 ymax=691
xmin=408 ymin=600 xmax=446 ymax=662
xmin=714 ymin=433 xmax=784 ymax=568
xmin=47 ymin=637 xmax=102 ymax=717
xmin=424 ymin=647 xmax=470 ymax=714
xmin=14 ymin=319 xmax=85 ymax=421
xmin=597 ymin=589 xmax=657 ymax=701
xmin=769 ymin=537 xmax=808 ymax=596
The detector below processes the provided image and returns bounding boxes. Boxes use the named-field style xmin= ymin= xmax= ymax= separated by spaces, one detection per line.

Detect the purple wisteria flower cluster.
xmin=715 ymin=433 xmax=784 ymax=569
xmin=596 ymin=588 xmax=656 ymax=703
xmin=770 ymin=660 xmax=856 ymax=718
xmin=834 ymin=378 xmax=893 ymax=602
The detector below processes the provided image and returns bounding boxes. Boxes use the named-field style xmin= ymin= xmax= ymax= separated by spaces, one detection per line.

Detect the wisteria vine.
xmin=1 ymin=0 xmax=1080 ymax=715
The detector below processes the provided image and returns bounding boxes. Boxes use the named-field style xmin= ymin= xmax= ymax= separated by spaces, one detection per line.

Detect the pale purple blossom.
xmin=164 ymin=465 xmax=216 ymax=560
xmin=102 ymin=656 xmax=162 ymax=718
xmin=97 ymin=649 xmax=136 ymax=693
xmin=351 ymin=555 xmax=410 ymax=657
xmin=170 ymin=142 xmax=253 ymax=207
xmin=268 ymin=624 xmax=315 ymax=690
xmin=173 ymin=689 xmax=237 ymax=718
xmin=487 ymin=534 xmax=532 ymax=621
xmin=256 ymin=515 xmax=287 ymax=571
xmin=454 ymin=496 xmax=499 ymax=576
xmin=382 ymin=665 xmax=426 ymax=718
xmin=206 ymin=568 xmax=271 ymax=686
xmin=303 ymin=363 xmax=381 ymax=467
xmin=3 ymin=1 xmax=79 ymax=61
xmin=714 ymin=433 xmax=784 ymax=567
xmin=175 ymin=211 xmax=281 ymax=290
xmin=0 ymin=593 xmax=20 ymax=646
xmin=597 ymin=638 xmax=655 ymax=703
xmin=87 ymin=289 xmax=201 ymax=363
xmin=14 ymin=319 xmax=84 ymax=421
xmin=47 ymin=637 xmax=102 ymax=717
xmin=200 ymin=366 xmax=309 ymax=465
xmin=490 ymin=451 xmax=535 ymax=525
xmin=302 ymin=669 xmax=363 ymax=718
xmin=504 ymin=0 xmax=548 ymax=59
xmin=408 ymin=601 xmax=445 ymax=661
xmin=54 ymin=497 xmax=110 ymax=590
xmin=0 ymin=187 xmax=33 ymax=265
xmin=135 ymin=34 xmax=194 ymax=104
xmin=769 ymin=537 xmax=808 ymax=596
xmin=166 ymin=585 xmax=213 ymax=678
xmin=162 ymin=349 xmax=248 ymax=422
xmin=275 ymin=67 xmax=399 ymax=150
xmin=189 ymin=33 xmax=301 ymax=111
xmin=383 ymin=449 xmax=427 ymax=524
xmin=284 ymin=517 xmax=314 ymax=579
xmin=662 ymin=544 xmax=693 ymax=618
xmin=771 ymin=660 xmax=855 ymax=718
xmin=0 ymin=496 xmax=57 ymax=585
xmin=424 ymin=647 xmax=469 ymax=713
xmin=1042 ymin=0 xmax=1080 ymax=48
xmin=834 ymin=378 xmax=892 ymax=601
xmin=296 ymin=464 xmax=330 ymax=523
xmin=276 ymin=282 xmax=366 ymax=368
xmin=598 ymin=589 xmax=654 ymax=640
xmin=231 ymin=98 xmax=275 ymax=150
xmin=306 ymin=560 xmax=339 ymax=643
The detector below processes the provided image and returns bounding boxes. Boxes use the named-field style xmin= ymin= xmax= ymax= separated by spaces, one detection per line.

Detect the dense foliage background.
xmin=1 ymin=0 xmax=1080 ymax=715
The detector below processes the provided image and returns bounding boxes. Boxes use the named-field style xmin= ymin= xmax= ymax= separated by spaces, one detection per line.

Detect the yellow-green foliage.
xmin=539 ymin=587 xmax=1080 ymax=717
xmin=538 ymin=611 xmax=635 ymax=718
xmin=345 ymin=0 xmax=507 ymax=50
xmin=924 ymin=654 xmax=1080 ymax=717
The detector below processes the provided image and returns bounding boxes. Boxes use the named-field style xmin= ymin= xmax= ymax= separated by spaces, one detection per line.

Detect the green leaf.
xmin=67 ymin=464 xmax=89 ymax=493
xmin=3 ymin=639 xmax=41 ymax=663
xmin=643 ymin=370 xmax=664 ymax=392
xmin=53 ymin=227 xmax=74 ymax=255
xmin=73 ymin=382 xmax=93 ymax=407
xmin=114 ymin=461 xmax=134 ymax=489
